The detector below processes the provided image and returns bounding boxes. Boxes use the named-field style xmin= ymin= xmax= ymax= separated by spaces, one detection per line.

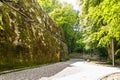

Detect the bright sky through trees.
xmin=59 ymin=0 xmax=79 ymax=11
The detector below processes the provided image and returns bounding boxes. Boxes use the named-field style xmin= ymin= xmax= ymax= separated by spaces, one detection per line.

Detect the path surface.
xmin=39 ymin=60 xmax=120 ymax=80
xmin=0 ymin=60 xmax=73 ymax=80
xmin=101 ymin=72 xmax=120 ymax=80
xmin=0 ymin=59 xmax=120 ymax=80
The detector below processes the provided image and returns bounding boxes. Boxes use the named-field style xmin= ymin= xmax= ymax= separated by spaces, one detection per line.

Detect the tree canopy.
xmin=79 ymin=0 xmax=120 ymax=60
xmin=38 ymin=0 xmax=80 ymax=53
xmin=37 ymin=0 xmax=120 ymax=62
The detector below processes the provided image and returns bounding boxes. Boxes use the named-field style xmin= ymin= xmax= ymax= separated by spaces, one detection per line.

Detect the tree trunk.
xmin=111 ymin=38 xmax=114 ymax=66
xmin=108 ymin=41 xmax=112 ymax=60
xmin=108 ymin=38 xmax=115 ymax=66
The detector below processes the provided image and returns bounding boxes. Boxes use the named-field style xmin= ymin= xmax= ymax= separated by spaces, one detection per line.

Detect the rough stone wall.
xmin=0 ymin=0 xmax=68 ymax=69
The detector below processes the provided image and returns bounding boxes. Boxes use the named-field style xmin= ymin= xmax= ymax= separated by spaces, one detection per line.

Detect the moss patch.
xmin=0 ymin=0 xmax=68 ymax=71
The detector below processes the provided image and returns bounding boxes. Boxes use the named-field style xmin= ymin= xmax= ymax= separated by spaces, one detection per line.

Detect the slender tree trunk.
xmin=108 ymin=38 xmax=115 ymax=66
xmin=108 ymin=42 xmax=112 ymax=60
xmin=111 ymin=38 xmax=114 ymax=66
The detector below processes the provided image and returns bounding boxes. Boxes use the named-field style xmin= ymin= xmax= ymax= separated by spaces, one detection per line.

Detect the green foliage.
xmin=37 ymin=0 xmax=56 ymax=13
xmin=115 ymin=49 xmax=120 ymax=59
xmin=79 ymin=0 xmax=120 ymax=60
xmin=49 ymin=4 xmax=78 ymax=52
xmin=74 ymin=34 xmax=85 ymax=53
xmin=38 ymin=0 xmax=79 ymax=53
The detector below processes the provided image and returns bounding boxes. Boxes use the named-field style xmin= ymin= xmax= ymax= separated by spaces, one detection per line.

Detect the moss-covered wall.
xmin=0 ymin=0 xmax=68 ymax=70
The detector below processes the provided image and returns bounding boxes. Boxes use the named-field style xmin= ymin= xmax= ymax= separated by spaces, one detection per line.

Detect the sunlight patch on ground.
xmin=39 ymin=61 xmax=120 ymax=80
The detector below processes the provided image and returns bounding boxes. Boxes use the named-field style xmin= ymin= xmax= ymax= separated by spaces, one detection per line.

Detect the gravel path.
xmin=0 ymin=59 xmax=120 ymax=80
xmin=0 ymin=59 xmax=82 ymax=80
xmin=0 ymin=61 xmax=71 ymax=80
xmin=101 ymin=72 xmax=120 ymax=80
xmin=39 ymin=61 xmax=120 ymax=80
